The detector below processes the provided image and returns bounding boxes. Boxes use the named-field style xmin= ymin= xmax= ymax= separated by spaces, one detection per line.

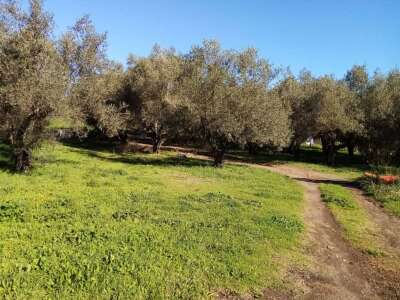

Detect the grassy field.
xmin=0 ymin=142 xmax=305 ymax=299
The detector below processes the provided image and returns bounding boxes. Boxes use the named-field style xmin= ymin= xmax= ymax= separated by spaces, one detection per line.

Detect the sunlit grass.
xmin=290 ymin=161 xmax=364 ymax=180
xmin=363 ymin=182 xmax=400 ymax=217
xmin=319 ymin=184 xmax=382 ymax=256
xmin=320 ymin=183 xmax=400 ymax=281
xmin=0 ymin=142 xmax=305 ymax=299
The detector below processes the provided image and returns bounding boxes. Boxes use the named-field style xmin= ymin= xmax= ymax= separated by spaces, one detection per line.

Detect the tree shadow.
xmin=1 ymin=140 xmax=102 ymax=173
xmin=293 ymin=177 xmax=360 ymax=188
xmin=226 ymin=147 xmax=370 ymax=173
xmin=61 ymin=138 xmax=120 ymax=153
xmin=67 ymin=145 xmax=213 ymax=168
xmin=63 ymin=139 xmax=371 ymax=172
xmin=61 ymin=138 xmax=217 ymax=168
xmin=0 ymin=142 xmax=14 ymax=172
xmin=34 ymin=156 xmax=81 ymax=166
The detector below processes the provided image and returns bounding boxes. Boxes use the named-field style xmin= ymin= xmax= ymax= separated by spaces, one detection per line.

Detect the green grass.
xmin=359 ymin=165 xmax=400 ymax=217
xmin=0 ymin=142 xmax=305 ymax=299
xmin=289 ymin=161 xmax=364 ymax=180
xmin=0 ymin=143 xmax=13 ymax=171
xmin=228 ymin=146 xmax=368 ymax=180
xmin=319 ymin=184 xmax=382 ymax=256
xmin=288 ymin=145 xmax=366 ymax=180
xmin=363 ymin=182 xmax=400 ymax=217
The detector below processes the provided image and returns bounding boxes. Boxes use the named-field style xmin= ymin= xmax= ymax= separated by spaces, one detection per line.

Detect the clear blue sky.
xmin=38 ymin=0 xmax=400 ymax=77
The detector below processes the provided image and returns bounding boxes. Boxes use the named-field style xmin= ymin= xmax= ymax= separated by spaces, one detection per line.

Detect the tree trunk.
xmin=345 ymin=133 xmax=356 ymax=158
xmin=14 ymin=148 xmax=32 ymax=172
xmin=149 ymin=122 xmax=165 ymax=153
xmin=321 ymin=137 xmax=328 ymax=154
xmin=288 ymin=140 xmax=295 ymax=154
xmin=394 ymin=148 xmax=400 ymax=165
xmin=247 ymin=142 xmax=258 ymax=155
xmin=7 ymin=132 xmax=14 ymax=145
xmin=152 ymin=136 xmax=163 ymax=153
xmin=287 ymin=140 xmax=297 ymax=155
xmin=347 ymin=144 xmax=355 ymax=157
xmin=327 ymin=145 xmax=336 ymax=166
xmin=118 ymin=131 xmax=128 ymax=144
xmin=321 ymin=132 xmax=337 ymax=166
xmin=213 ymin=149 xmax=225 ymax=167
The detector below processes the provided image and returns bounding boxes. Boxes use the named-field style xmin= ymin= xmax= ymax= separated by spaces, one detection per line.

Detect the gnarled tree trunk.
xmin=347 ymin=144 xmax=355 ymax=157
xmin=152 ymin=136 xmax=163 ymax=153
xmin=344 ymin=133 xmax=357 ymax=158
xmin=14 ymin=148 xmax=32 ymax=172
xmin=148 ymin=122 xmax=165 ymax=153
xmin=10 ymin=109 xmax=49 ymax=172
xmin=288 ymin=138 xmax=302 ymax=156
xmin=320 ymin=132 xmax=337 ymax=166
xmin=246 ymin=142 xmax=258 ymax=155
xmin=213 ymin=148 xmax=225 ymax=168
xmin=208 ymin=132 xmax=228 ymax=168
xmin=12 ymin=113 xmax=36 ymax=172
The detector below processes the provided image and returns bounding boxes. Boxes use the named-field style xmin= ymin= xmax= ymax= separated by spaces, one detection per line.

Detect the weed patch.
xmin=0 ymin=202 xmax=24 ymax=222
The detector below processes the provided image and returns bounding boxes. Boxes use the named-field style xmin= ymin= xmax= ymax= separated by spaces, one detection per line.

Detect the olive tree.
xmin=359 ymin=70 xmax=400 ymax=165
xmin=59 ymin=15 xmax=126 ymax=138
xmin=0 ymin=0 xmax=67 ymax=171
xmin=125 ymin=46 xmax=183 ymax=152
xmin=181 ymin=40 xmax=290 ymax=167
xmin=279 ymin=71 xmax=361 ymax=165
xmin=390 ymin=71 xmax=400 ymax=164
xmin=276 ymin=70 xmax=317 ymax=153
xmin=312 ymin=76 xmax=361 ymax=165
xmin=240 ymin=86 xmax=291 ymax=154
xmin=343 ymin=65 xmax=369 ymax=156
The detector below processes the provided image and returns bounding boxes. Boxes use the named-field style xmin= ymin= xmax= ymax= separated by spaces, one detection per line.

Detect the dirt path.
xmin=261 ymin=164 xmax=381 ymax=300
xmin=350 ymin=187 xmax=400 ymax=252
xmin=129 ymin=146 xmax=400 ymax=299
xmin=265 ymin=165 xmax=400 ymax=257
xmin=184 ymin=155 xmax=400 ymax=299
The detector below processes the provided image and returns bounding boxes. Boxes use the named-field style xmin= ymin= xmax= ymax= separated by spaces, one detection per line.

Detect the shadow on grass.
xmin=63 ymin=139 xmax=372 ymax=173
xmin=293 ymin=177 xmax=360 ymax=188
xmin=65 ymin=142 xmax=213 ymax=168
xmin=0 ymin=142 xmax=14 ymax=172
xmin=87 ymin=151 xmax=212 ymax=168
xmin=61 ymin=139 xmax=120 ymax=153
xmin=227 ymin=147 xmax=370 ymax=174
xmin=0 ymin=140 xmax=89 ymax=173
xmin=34 ymin=156 xmax=81 ymax=166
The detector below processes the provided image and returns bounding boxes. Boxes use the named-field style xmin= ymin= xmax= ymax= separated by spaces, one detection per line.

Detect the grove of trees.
xmin=1 ymin=0 xmax=400 ymax=171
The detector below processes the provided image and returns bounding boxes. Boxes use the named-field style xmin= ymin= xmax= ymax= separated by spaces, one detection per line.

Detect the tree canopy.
xmin=59 ymin=15 xmax=126 ymax=137
xmin=125 ymin=46 xmax=183 ymax=152
xmin=0 ymin=0 xmax=67 ymax=171
xmin=180 ymin=40 xmax=291 ymax=166
xmin=1 ymin=1 xmax=399 ymax=171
